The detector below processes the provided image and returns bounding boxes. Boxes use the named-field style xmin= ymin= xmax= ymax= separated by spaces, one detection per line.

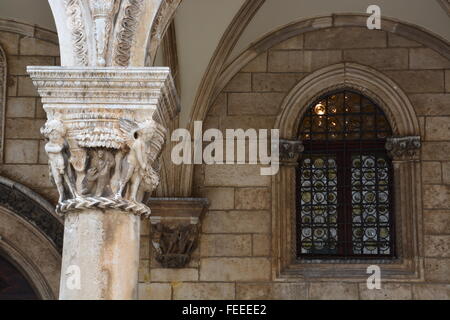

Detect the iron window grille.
xmin=296 ymin=90 xmax=395 ymax=259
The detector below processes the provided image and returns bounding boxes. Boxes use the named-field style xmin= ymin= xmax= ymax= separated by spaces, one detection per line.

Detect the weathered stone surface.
xmin=150 ymin=268 xmax=199 ymax=282
xmin=344 ymin=48 xmax=408 ymax=70
xmin=426 ymin=117 xmax=450 ymax=140
xmin=202 ymin=210 xmax=270 ymax=234
xmin=424 ymin=210 xmax=450 ymax=235
xmin=410 ymin=94 xmax=450 ymax=116
xmin=304 ymin=27 xmax=386 ymax=49
xmin=140 ymin=236 xmax=150 ymax=259
xmin=410 ymin=48 xmax=450 ymax=69
xmin=208 ymin=93 xmax=227 ymax=116
xmin=252 ymin=234 xmax=271 ymax=256
xmin=6 ymin=97 xmax=36 ymax=118
xmin=228 ymin=92 xmax=284 ymax=115
xmin=138 ymin=283 xmax=172 ymax=300
xmin=388 ymin=33 xmax=422 ymax=48
xmin=412 ymin=284 xmax=450 ymax=300
xmin=272 ymin=35 xmax=304 ymax=50
xmin=8 ymin=56 xmax=55 ymax=76
xmin=4 ymin=139 xmax=39 ymax=164
xmin=220 ymin=115 xmax=276 ymax=130
xmin=205 ymin=165 xmax=271 ymax=187
xmin=385 ymin=71 xmax=444 ymax=93
xmin=242 ymin=52 xmax=267 ymax=72
xmin=200 ymin=257 xmax=271 ymax=281
xmin=268 ymin=51 xmax=304 ymax=72
xmin=38 ymin=140 xmax=48 ymax=164
xmin=422 ymin=142 xmax=450 ymax=161
xmin=7 ymin=75 xmax=18 ymax=97
xmin=19 ymin=37 xmax=60 ymax=56
xmin=423 ymin=185 xmax=450 ymax=209
xmin=17 ymin=76 xmax=38 ymax=96
xmin=5 ymin=118 xmax=45 ymax=139
xmin=138 ymin=259 xmax=150 ymax=283
xmin=0 ymin=165 xmax=55 ymax=190
xmin=236 ymin=283 xmax=307 ymax=300
xmin=424 ymin=236 xmax=450 ymax=257
xmin=224 ymin=73 xmax=252 ymax=92
xmin=446 ymin=70 xmax=450 ymax=93
xmin=0 ymin=31 xmax=20 ymax=54
xmin=173 ymin=283 xmax=235 ymax=300
xmin=200 ymin=234 xmax=252 ymax=257
xmin=200 ymin=187 xmax=234 ymax=210
xmin=235 ymin=187 xmax=271 ymax=210
xmin=252 ymin=73 xmax=305 ymax=92
xmin=443 ymin=162 xmax=450 ymax=184
xmin=422 ymin=162 xmax=442 ymax=184
xmin=303 ymin=50 xmax=342 ymax=72
xmin=308 ymin=282 xmax=359 ymax=300
xmin=425 ymin=258 xmax=450 ymax=282
xmin=35 ymin=99 xmax=46 ymax=119
xmin=359 ymin=283 xmax=412 ymax=300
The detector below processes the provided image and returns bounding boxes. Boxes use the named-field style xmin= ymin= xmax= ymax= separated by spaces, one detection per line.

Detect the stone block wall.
xmin=0 ymin=22 xmax=60 ymax=203
xmin=139 ymin=26 xmax=450 ymax=300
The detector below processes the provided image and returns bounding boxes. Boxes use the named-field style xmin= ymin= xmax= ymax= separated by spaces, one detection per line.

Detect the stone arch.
xmin=275 ymin=63 xmax=421 ymax=139
xmin=0 ymin=176 xmax=63 ymax=299
xmin=0 ymin=44 xmax=5 ymax=163
xmin=182 ymin=14 xmax=449 ymax=196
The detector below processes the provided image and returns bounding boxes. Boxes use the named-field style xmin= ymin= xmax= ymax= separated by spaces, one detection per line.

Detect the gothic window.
xmin=296 ymin=90 xmax=395 ymax=258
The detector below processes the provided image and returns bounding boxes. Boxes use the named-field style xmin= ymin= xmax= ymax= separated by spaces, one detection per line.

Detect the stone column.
xmin=27 ymin=0 xmax=182 ymax=300
xmin=28 ymin=67 xmax=178 ymax=300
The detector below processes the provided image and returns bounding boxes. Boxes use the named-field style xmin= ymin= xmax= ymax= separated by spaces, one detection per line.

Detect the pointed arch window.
xmin=296 ymin=90 xmax=395 ymax=258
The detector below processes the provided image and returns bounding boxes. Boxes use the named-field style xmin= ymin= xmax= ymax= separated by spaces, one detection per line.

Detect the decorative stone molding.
xmin=272 ymin=63 xmax=424 ymax=281
xmin=0 ymin=176 xmax=63 ymax=252
xmin=386 ymin=136 xmax=421 ymax=161
xmin=27 ymin=66 xmax=180 ymax=216
xmin=49 ymin=0 xmax=183 ymax=67
xmin=148 ymin=198 xmax=209 ymax=268
xmin=0 ymin=45 xmax=5 ymax=163
xmin=279 ymin=139 xmax=304 ymax=165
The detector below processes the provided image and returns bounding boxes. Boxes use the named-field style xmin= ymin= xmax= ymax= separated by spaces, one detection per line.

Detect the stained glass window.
xmin=296 ymin=90 xmax=395 ymax=258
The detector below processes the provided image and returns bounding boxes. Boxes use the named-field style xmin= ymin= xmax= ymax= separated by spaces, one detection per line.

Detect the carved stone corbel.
xmin=148 ymin=198 xmax=209 ymax=268
xmin=385 ymin=136 xmax=421 ymax=161
xmin=279 ymin=139 xmax=304 ymax=165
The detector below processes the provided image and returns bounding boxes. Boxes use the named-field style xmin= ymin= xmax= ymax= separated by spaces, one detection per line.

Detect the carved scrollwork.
xmin=385 ymin=136 xmax=421 ymax=161
xmin=65 ymin=0 xmax=89 ymax=66
xmin=114 ymin=0 xmax=144 ymax=66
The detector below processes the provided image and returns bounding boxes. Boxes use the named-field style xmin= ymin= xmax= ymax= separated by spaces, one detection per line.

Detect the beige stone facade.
xmin=0 ymin=2 xmax=449 ymax=300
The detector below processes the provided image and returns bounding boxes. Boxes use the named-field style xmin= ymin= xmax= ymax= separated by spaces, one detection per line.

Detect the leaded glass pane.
xmin=351 ymin=154 xmax=391 ymax=255
xmin=298 ymin=155 xmax=338 ymax=255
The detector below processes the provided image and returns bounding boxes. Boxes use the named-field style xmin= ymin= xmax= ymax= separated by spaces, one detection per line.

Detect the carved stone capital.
xmin=279 ymin=139 xmax=304 ymax=165
xmin=385 ymin=136 xmax=421 ymax=161
xmin=148 ymin=198 xmax=209 ymax=268
xmin=27 ymin=67 xmax=180 ymax=216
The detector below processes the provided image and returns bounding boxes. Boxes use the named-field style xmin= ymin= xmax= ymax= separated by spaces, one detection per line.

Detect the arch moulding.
xmin=272 ymin=63 xmax=424 ymax=281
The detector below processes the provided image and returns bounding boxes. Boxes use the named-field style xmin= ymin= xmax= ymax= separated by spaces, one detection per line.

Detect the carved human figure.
xmin=87 ymin=149 xmax=115 ymax=197
xmin=41 ymin=120 xmax=79 ymax=203
xmin=115 ymin=120 xmax=156 ymax=201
